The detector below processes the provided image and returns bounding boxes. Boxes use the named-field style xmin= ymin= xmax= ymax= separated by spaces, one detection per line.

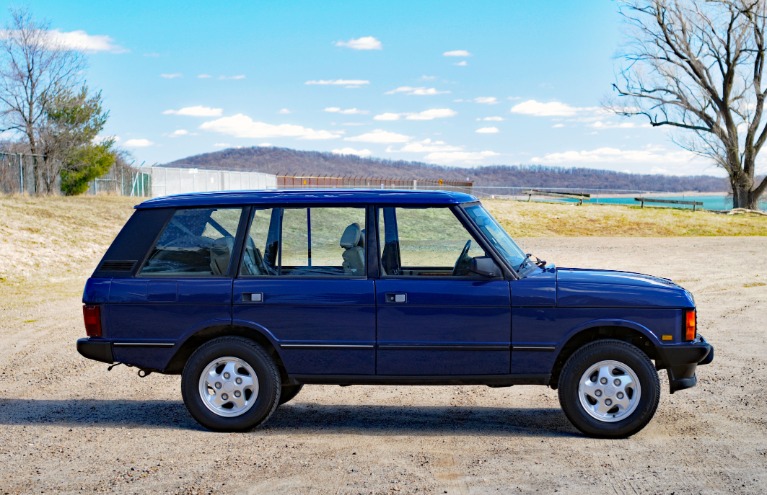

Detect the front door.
xmin=375 ymin=206 xmax=511 ymax=375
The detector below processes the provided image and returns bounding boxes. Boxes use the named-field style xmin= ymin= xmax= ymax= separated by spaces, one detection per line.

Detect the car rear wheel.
xmin=558 ymin=339 xmax=660 ymax=438
xmin=181 ymin=337 xmax=281 ymax=431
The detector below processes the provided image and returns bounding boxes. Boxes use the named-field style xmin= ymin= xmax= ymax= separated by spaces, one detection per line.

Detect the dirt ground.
xmin=1 ymin=236 xmax=766 ymax=494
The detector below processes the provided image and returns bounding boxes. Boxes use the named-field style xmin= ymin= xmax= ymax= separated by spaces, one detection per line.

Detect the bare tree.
xmin=613 ymin=0 xmax=767 ymax=209
xmin=0 ymin=8 xmax=84 ymax=193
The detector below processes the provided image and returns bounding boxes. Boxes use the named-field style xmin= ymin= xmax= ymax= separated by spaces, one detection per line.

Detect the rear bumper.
xmin=656 ymin=336 xmax=714 ymax=394
xmin=77 ymin=338 xmax=114 ymax=364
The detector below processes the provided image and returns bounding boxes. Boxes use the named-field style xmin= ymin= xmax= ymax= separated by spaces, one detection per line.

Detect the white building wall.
xmin=148 ymin=167 xmax=277 ymax=197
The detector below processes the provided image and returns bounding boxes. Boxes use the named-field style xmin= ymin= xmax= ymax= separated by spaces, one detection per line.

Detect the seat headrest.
xmin=340 ymin=223 xmax=362 ymax=248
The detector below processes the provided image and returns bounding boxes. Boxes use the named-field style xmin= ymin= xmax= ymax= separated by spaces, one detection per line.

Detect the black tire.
xmin=558 ymin=339 xmax=660 ymax=438
xmin=278 ymin=384 xmax=304 ymax=406
xmin=181 ymin=337 xmax=281 ymax=431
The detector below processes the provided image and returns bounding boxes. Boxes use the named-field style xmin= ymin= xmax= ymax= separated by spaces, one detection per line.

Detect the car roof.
xmin=135 ymin=189 xmax=478 ymax=209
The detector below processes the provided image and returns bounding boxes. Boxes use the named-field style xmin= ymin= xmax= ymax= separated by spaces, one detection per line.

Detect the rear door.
xmin=233 ymin=206 xmax=376 ymax=376
xmin=375 ymin=205 xmax=511 ymax=376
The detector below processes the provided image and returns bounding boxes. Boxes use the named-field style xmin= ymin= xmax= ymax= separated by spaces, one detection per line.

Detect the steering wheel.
xmin=452 ymin=240 xmax=472 ymax=276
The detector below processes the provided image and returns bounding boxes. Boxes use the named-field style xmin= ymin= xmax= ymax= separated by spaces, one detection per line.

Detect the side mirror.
xmin=470 ymin=256 xmax=501 ymax=278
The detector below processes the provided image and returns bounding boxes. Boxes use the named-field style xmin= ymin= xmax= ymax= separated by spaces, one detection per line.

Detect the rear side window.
xmin=140 ymin=208 xmax=244 ymax=276
xmin=241 ymin=206 xmax=366 ymax=277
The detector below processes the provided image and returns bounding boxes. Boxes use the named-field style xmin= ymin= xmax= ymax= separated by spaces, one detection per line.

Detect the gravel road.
xmin=1 ymin=237 xmax=765 ymax=494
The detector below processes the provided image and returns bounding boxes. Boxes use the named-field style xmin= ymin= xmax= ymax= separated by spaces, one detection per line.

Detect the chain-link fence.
xmin=0 ymin=151 xmax=40 ymax=194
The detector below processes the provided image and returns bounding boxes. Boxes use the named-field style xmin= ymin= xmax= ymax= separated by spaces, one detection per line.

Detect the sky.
xmin=0 ymin=0 xmax=730 ymax=176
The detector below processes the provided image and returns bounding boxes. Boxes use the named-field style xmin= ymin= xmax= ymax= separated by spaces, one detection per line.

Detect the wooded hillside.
xmin=164 ymin=146 xmax=729 ymax=192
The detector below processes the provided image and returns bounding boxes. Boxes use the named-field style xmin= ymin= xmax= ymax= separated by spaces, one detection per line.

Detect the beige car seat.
xmin=340 ymin=223 xmax=365 ymax=275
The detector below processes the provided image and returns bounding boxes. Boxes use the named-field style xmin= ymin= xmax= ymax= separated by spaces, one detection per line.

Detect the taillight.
xmin=684 ymin=309 xmax=697 ymax=341
xmin=83 ymin=305 xmax=102 ymax=337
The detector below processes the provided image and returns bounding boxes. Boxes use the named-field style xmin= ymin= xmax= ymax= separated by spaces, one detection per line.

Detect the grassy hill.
xmin=164 ymin=146 xmax=730 ymax=193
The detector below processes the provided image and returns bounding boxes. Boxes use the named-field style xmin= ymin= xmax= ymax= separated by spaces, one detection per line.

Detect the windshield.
xmin=464 ymin=204 xmax=530 ymax=273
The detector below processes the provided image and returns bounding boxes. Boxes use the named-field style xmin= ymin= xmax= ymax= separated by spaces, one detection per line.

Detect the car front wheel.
xmin=558 ymin=339 xmax=660 ymax=438
xmin=181 ymin=337 xmax=281 ymax=431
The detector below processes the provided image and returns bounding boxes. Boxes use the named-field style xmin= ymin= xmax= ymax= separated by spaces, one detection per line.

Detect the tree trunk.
xmin=732 ymin=183 xmax=758 ymax=209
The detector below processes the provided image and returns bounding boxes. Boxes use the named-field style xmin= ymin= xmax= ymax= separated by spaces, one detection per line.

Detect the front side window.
xmin=241 ymin=206 xmax=366 ymax=277
xmin=140 ymin=207 xmax=244 ymax=276
xmin=378 ymin=206 xmax=487 ymax=277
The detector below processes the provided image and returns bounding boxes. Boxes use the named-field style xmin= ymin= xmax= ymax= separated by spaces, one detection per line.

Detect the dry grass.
xmin=0 ymin=195 xmax=137 ymax=286
xmin=484 ymin=199 xmax=767 ymax=237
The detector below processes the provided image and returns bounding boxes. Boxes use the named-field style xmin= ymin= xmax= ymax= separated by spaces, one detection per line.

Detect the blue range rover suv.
xmin=78 ymin=190 xmax=713 ymax=437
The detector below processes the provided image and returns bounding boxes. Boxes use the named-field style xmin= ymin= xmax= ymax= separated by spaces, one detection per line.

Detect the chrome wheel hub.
xmin=198 ymin=356 xmax=258 ymax=417
xmin=578 ymin=360 xmax=640 ymax=423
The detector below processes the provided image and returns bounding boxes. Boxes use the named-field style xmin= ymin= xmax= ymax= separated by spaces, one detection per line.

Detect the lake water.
xmin=575 ymin=194 xmax=766 ymax=211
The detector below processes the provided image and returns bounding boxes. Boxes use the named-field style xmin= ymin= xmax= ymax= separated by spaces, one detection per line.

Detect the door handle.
xmin=243 ymin=292 xmax=263 ymax=303
xmin=385 ymin=293 xmax=407 ymax=303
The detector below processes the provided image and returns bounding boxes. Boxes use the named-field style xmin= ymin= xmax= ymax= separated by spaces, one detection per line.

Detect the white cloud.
xmin=454 ymin=61 xmax=468 ymax=67
xmin=589 ymin=120 xmax=646 ymax=129
xmin=325 ymin=107 xmax=369 ymax=115
xmin=219 ymin=74 xmax=246 ymax=80
xmin=373 ymin=112 xmax=401 ymax=121
xmin=163 ymin=106 xmax=224 ymax=117
xmin=170 ymin=129 xmax=189 ymax=137
xmin=532 ymin=146 xmax=703 ymax=170
xmin=476 ymin=127 xmax=499 ymax=134
xmin=373 ymin=108 xmax=457 ymax=121
xmin=1 ymin=29 xmax=129 ymax=53
xmin=213 ymin=143 xmax=231 ymax=148
xmin=406 ymin=108 xmax=456 ymax=120
xmin=197 ymin=74 xmax=212 ymax=79
xmin=160 ymin=73 xmax=182 ymax=79
xmin=510 ymin=100 xmax=596 ymax=117
xmin=387 ymin=139 xmax=462 ymax=153
xmin=124 ymin=138 xmax=153 ymax=148
xmin=443 ymin=49 xmax=471 ymax=57
xmin=305 ymin=79 xmax=370 ymax=88
xmin=385 ymin=86 xmax=450 ymax=96
xmin=425 ymin=150 xmax=499 ymax=166
xmin=332 ymin=147 xmax=373 ymax=157
xmin=278 ymin=108 xmax=291 ymax=115
xmin=200 ymin=114 xmax=342 ymax=140
xmin=334 ymin=36 xmax=382 ymax=50
xmin=346 ymin=129 xmax=411 ymax=143
xmin=552 ymin=123 xmax=566 ymax=128
xmin=479 ymin=116 xmax=504 ymax=122
xmin=474 ymin=97 xmax=497 ymax=104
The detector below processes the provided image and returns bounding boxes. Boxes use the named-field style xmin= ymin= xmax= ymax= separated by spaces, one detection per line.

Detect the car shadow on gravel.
xmin=0 ymin=399 xmax=575 ymax=437
xmin=267 ymin=403 xmax=575 ymax=437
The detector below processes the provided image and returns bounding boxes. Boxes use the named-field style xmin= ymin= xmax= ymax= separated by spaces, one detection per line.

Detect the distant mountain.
xmin=163 ymin=146 xmax=730 ymax=193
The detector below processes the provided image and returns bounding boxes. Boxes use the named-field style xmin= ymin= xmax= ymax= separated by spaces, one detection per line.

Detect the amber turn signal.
xmin=684 ymin=309 xmax=696 ymax=341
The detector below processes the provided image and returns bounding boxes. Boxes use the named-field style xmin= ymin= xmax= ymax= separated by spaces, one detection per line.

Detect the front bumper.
xmin=656 ymin=335 xmax=714 ymax=394
xmin=77 ymin=338 xmax=114 ymax=364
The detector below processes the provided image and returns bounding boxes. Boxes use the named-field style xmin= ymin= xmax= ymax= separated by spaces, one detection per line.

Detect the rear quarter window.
xmin=139 ymin=207 xmax=244 ymax=276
